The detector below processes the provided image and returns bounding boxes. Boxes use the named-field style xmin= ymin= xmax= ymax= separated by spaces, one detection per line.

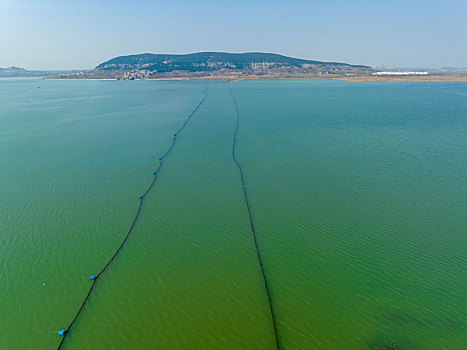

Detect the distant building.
xmin=373 ymin=71 xmax=429 ymax=76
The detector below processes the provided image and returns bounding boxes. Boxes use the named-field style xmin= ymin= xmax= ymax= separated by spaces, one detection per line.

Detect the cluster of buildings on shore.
xmin=118 ymin=70 xmax=153 ymax=80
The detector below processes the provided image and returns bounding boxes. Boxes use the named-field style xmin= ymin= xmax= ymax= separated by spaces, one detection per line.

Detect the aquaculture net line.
xmin=57 ymin=91 xmax=208 ymax=349
xmin=228 ymin=85 xmax=280 ymax=350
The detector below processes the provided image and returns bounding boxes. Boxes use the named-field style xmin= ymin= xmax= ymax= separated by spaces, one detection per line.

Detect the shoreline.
xmin=45 ymin=75 xmax=467 ymax=82
xmin=333 ymin=76 xmax=467 ymax=82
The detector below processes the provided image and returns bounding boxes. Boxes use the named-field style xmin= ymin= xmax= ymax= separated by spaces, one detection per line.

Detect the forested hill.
xmin=88 ymin=52 xmax=374 ymax=79
xmin=96 ymin=52 xmax=369 ymax=71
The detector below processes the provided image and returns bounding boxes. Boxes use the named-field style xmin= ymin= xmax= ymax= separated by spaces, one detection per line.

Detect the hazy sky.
xmin=1 ymin=0 xmax=466 ymax=70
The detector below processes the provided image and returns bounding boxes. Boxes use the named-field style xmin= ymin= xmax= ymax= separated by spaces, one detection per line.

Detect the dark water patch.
xmin=371 ymin=344 xmax=402 ymax=350
xmin=386 ymin=312 xmax=416 ymax=324
xmin=385 ymin=311 xmax=467 ymax=333
xmin=368 ymin=334 xmax=415 ymax=350
xmin=384 ymin=311 xmax=430 ymax=328
xmin=440 ymin=317 xmax=467 ymax=332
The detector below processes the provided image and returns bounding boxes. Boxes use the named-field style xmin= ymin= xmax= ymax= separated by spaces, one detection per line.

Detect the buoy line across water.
xmin=56 ymin=89 xmax=208 ymax=349
xmin=228 ymin=84 xmax=280 ymax=350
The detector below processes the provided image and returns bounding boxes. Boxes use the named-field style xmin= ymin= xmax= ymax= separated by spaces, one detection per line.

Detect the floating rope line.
xmin=228 ymin=85 xmax=280 ymax=350
xmin=57 ymin=90 xmax=208 ymax=349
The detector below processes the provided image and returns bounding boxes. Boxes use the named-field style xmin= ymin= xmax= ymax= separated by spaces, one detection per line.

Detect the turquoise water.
xmin=1 ymin=78 xmax=466 ymax=349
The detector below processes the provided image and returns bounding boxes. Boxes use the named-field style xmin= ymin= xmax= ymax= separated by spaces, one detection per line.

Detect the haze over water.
xmin=1 ymin=78 xmax=466 ymax=349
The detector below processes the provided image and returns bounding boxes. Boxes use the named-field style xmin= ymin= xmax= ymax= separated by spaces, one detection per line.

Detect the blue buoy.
xmin=58 ymin=330 xmax=66 ymax=335
xmin=159 ymin=157 xmax=162 ymax=160
xmin=152 ymin=171 xmax=156 ymax=175
xmin=138 ymin=195 xmax=143 ymax=199
xmin=90 ymin=276 xmax=96 ymax=280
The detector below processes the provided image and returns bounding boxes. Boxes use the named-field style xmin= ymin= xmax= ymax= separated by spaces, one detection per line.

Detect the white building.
xmin=373 ymin=71 xmax=429 ymax=76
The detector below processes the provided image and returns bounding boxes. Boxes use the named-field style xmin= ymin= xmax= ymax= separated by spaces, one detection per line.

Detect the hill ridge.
xmin=96 ymin=52 xmax=370 ymax=70
xmin=87 ymin=51 xmax=373 ymax=79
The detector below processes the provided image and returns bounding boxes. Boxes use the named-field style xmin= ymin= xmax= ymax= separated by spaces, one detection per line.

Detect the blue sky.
xmin=1 ymin=0 xmax=466 ymax=70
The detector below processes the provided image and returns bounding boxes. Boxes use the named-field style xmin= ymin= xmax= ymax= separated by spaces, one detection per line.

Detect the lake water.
xmin=1 ymin=78 xmax=466 ymax=349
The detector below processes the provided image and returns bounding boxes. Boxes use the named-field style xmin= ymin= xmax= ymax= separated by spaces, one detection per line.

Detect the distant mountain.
xmin=0 ymin=66 xmax=70 ymax=77
xmin=0 ymin=66 xmax=28 ymax=76
xmin=96 ymin=52 xmax=368 ymax=70
xmin=71 ymin=52 xmax=373 ymax=79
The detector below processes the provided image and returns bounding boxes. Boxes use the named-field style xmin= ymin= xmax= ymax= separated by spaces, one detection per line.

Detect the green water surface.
xmin=1 ymin=78 xmax=466 ymax=349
